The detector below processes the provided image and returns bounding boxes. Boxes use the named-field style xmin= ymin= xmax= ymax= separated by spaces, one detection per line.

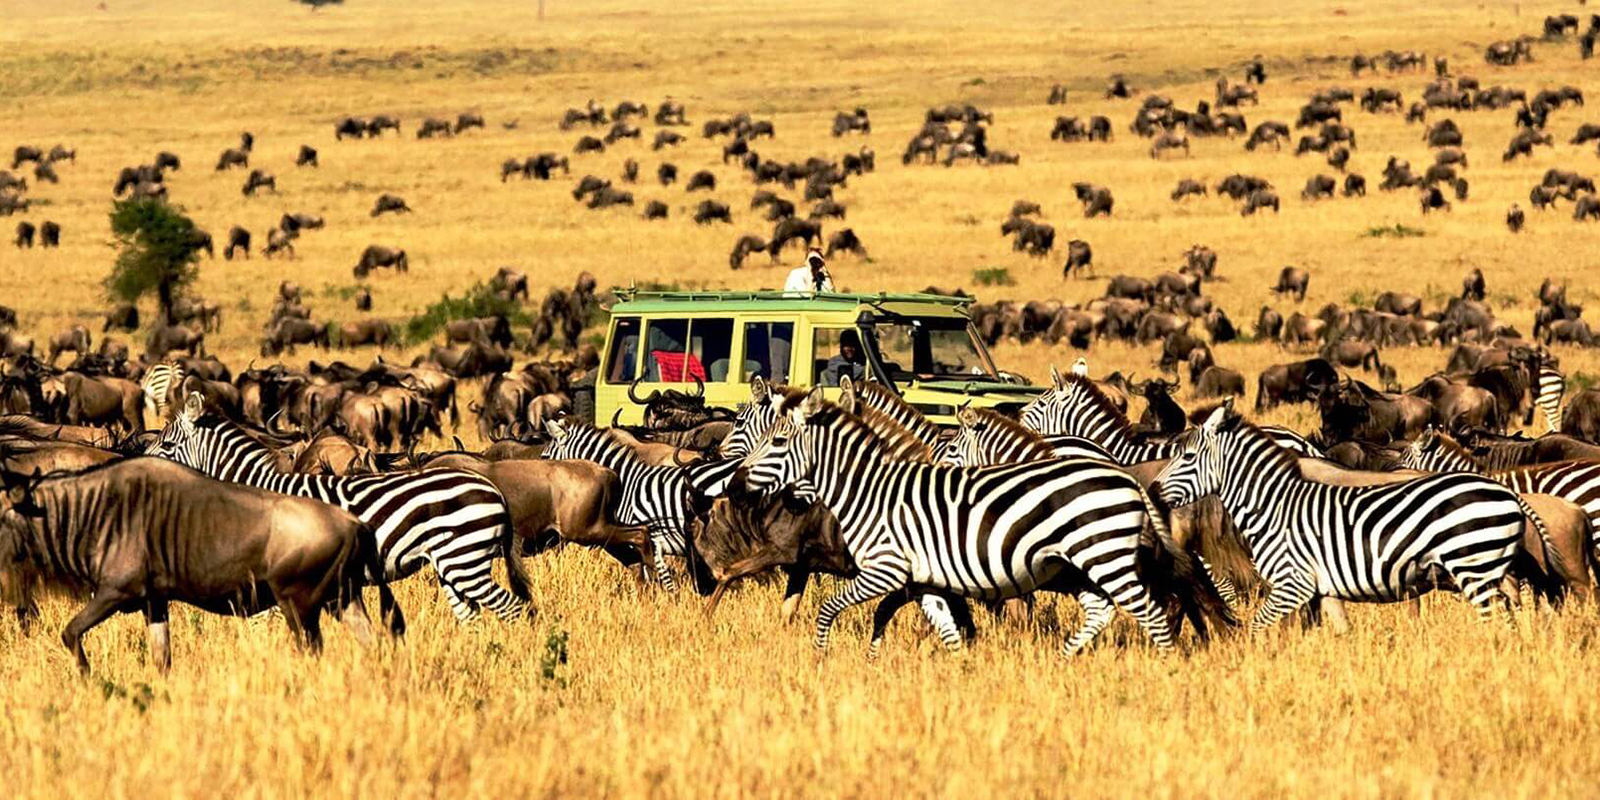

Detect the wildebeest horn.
xmin=453 ymin=435 xmax=465 ymax=451
xmin=691 ymin=374 xmax=704 ymax=397
xmin=610 ymin=408 xmax=623 ymax=429
xmin=627 ymin=375 xmax=658 ymax=405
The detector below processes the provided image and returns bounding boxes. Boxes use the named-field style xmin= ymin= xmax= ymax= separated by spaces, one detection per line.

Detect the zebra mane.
xmin=1424 ymin=430 xmax=1485 ymax=470
xmin=1225 ymin=417 xmax=1303 ymax=477
xmin=192 ymin=415 xmax=296 ymax=471
xmin=796 ymin=402 xmax=897 ymax=459
xmin=852 ymin=403 xmax=933 ymax=461
xmin=1060 ymin=373 xmax=1138 ymax=437
xmin=968 ymin=407 xmax=1055 ymax=457
xmin=854 ymin=380 xmax=940 ymax=441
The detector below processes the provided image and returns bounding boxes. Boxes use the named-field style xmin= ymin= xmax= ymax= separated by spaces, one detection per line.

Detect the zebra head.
xmin=738 ymin=388 xmax=821 ymax=497
xmin=940 ymin=405 xmax=984 ymax=467
xmin=541 ymin=419 xmax=595 ymax=461
xmin=1397 ymin=428 xmax=1473 ymax=472
xmin=717 ymin=376 xmax=781 ymax=460
xmin=1017 ymin=364 xmax=1095 ymax=436
xmin=146 ymin=391 xmax=207 ymax=467
xmin=1154 ymin=402 xmax=1232 ymax=508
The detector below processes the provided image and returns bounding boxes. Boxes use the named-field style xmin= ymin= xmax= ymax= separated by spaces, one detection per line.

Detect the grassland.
xmin=4 ymin=0 xmax=1600 ymax=796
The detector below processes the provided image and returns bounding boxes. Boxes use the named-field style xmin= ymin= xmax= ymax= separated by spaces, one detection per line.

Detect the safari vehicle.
xmin=591 ymin=289 xmax=1041 ymax=426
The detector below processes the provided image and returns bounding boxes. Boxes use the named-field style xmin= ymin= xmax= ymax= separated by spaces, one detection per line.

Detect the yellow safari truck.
xmin=590 ymin=289 xmax=1041 ymax=426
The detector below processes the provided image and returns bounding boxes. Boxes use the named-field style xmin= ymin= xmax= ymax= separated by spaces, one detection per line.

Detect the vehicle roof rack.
xmin=610 ymin=288 xmax=973 ymax=306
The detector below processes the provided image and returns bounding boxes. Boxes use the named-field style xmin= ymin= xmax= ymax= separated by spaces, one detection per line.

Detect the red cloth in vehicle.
xmin=651 ymin=351 xmax=707 ymax=382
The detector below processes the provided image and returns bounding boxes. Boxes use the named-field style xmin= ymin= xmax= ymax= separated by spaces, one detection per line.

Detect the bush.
xmin=402 ymin=282 xmax=533 ymax=346
xmin=972 ymin=267 xmax=1014 ymax=286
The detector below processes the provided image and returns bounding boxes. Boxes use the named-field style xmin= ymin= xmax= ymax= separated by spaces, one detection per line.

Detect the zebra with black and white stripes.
xmin=543 ymin=419 xmax=728 ymax=591
xmin=1401 ymin=427 xmax=1600 ymax=557
xmin=1155 ymin=403 xmax=1545 ymax=629
xmin=139 ymin=360 xmax=185 ymax=423
xmin=739 ymin=387 xmax=1185 ymax=655
xmin=1534 ymin=352 xmax=1566 ymax=432
xmin=147 ymin=392 xmax=532 ymax=626
xmin=1020 ymin=366 xmax=1323 ymax=464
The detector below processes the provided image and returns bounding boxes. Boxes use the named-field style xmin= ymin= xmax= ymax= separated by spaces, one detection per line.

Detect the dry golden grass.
xmin=5 ymin=0 xmax=1600 ymax=795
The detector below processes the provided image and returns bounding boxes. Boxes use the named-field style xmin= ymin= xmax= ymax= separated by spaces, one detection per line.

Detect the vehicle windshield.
xmin=862 ymin=315 xmax=997 ymax=383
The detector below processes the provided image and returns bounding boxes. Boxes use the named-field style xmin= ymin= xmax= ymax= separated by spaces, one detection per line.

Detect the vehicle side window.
xmin=643 ymin=319 xmax=691 ymax=381
xmin=741 ymin=321 xmax=793 ymax=384
xmin=691 ymin=318 xmax=735 ymax=382
xmin=812 ymin=327 xmax=866 ymax=387
xmin=604 ymin=317 xmax=640 ymax=384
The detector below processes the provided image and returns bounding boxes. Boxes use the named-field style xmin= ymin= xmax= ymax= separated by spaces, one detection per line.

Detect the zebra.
xmin=146 ymin=392 xmax=531 ymax=626
xmin=943 ymin=404 xmax=1239 ymax=637
xmin=1534 ymin=353 xmax=1566 ymax=432
xmin=1020 ymin=366 xmax=1323 ymax=464
xmin=542 ymin=419 xmax=720 ymax=591
xmin=139 ymin=360 xmax=185 ymax=423
xmin=738 ymin=386 xmax=1187 ymax=656
xmin=1401 ymin=427 xmax=1600 ymax=560
xmin=1155 ymin=402 xmax=1549 ymax=629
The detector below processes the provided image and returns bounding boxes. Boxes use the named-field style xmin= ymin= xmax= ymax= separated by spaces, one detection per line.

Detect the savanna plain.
xmin=3 ymin=0 xmax=1600 ymax=796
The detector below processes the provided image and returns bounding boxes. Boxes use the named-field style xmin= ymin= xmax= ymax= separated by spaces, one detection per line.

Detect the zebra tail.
xmin=498 ymin=506 xmax=533 ymax=603
xmin=1515 ymin=494 xmax=1571 ymax=596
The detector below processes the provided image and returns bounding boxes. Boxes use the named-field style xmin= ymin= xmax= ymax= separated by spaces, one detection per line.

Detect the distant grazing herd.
xmin=4 ymin=14 xmax=1600 ymax=673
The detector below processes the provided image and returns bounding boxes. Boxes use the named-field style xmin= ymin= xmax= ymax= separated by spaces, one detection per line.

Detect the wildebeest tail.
xmin=498 ymin=505 xmax=533 ymax=603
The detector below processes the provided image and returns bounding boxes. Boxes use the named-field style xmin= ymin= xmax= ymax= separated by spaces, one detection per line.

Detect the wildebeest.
xmin=241 ymin=169 xmax=276 ymax=196
xmin=586 ymin=187 xmax=634 ymax=209
xmin=297 ymin=144 xmax=318 ymax=167
xmin=1302 ymin=174 xmax=1337 ymax=200
xmin=371 ymin=193 xmax=411 ymax=217
xmin=768 ymin=217 xmax=822 ymax=257
xmin=1073 ymin=182 xmax=1114 ymax=217
xmin=224 ymin=226 xmax=251 ymax=260
xmin=1256 ymin=357 xmax=1339 ymax=410
xmin=262 ymin=318 xmax=331 ymax=356
xmin=729 ymin=234 xmax=767 ymax=269
xmin=215 ymin=147 xmax=249 ymax=171
xmin=47 ymin=325 xmax=91 ymax=365
xmin=353 ymin=245 xmax=409 ymax=278
xmin=653 ymin=131 xmax=685 ymax=151
xmin=686 ymin=170 xmax=716 ymax=192
xmin=366 ymin=115 xmax=401 ymax=137
xmin=455 ymin=112 xmax=485 ymax=134
xmin=1241 ymin=189 xmax=1280 ymax=216
xmin=657 ymin=163 xmax=678 ymax=186
xmin=103 ymin=302 xmax=139 ymax=333
xmin=338 ymin=319 xmax=397 ymax=349
xmin=0 ymin=461 xmax=379 ymax=673
xmin=1171 ymin=179 xmax=1207 ymax=201
xmin=643 ymin=200 xmax=668 ymax=220
xmin=1150 ymin=132 xmax=1190 ymax=159
xmin=1062 ymin=239 xmax=1093 ymax=278
xmin=264 ymin=227 xmax=296 ymax=258
xmin=1343 ymin=174 xmax=1367 ymax=197
xmin=1271 ymin=266 xmax=1310 ymax=301
xmin=694 ymin=200 xmax=732 ymax=224
xmin=825 ymin=228 xmax=865 ymax=258
xmin=13 ymin=221 xmax=34 ymax=248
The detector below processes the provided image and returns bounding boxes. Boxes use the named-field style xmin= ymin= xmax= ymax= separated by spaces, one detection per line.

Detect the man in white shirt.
xmin=782 ymin=248 xmax=834 ymax=293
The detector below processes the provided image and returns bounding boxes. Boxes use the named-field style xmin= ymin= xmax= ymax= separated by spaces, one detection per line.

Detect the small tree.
xmin=106 ymin=198 xmax=202 ymax=325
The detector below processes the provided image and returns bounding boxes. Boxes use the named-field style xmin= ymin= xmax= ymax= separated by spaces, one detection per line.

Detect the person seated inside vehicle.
xmin=822 ymin=329 xmax=866 ymax=386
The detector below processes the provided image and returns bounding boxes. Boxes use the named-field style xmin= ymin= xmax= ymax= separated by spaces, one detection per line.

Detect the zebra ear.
xmin=181 ymin=391 xmax=204 ymax=422
xmin=956 ymin=404 xmax=978 ymax=427
xmin=544 ymin=419 xmax=567 ymax=441
xmin=801 ymin=386 xmax=826 ymax=417
xmin=1050 ymin=365 xmax=1066 ymax=390
xmin=750 ymin=375 xmax=768 ymax=403
xmin=1071 ymin=357 xmax=1089 ymax=377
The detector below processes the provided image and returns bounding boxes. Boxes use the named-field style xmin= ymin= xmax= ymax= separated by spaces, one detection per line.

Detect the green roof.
xmin=608 ymin=289 xmax=974 ymax=314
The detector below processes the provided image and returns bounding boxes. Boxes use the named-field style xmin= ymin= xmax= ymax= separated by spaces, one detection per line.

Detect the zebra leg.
xmin=439 ymin=582 xmax=479 ymax=622
xmin=814 ymin=564 xmax=910 ymax=652
xmin=1061 ymin=591 xmax=1117 ymax=657
xmin=916 ymin=593 xmax=965 ymax=652
xmin=647 ymin=526 xmax=678 ymax=593
xmin=1248 ymin=575 xmax=1317 ymax=633
xmin=434 ymin=550 xmax=528 ymax=621
xmin=1081 ymin=553 xmax=1176 ymax=652
xmin=1199 ymin=556 xmax=1242 ymax=610
xmin=1457 ymin=574 xmax=1515 ymax=623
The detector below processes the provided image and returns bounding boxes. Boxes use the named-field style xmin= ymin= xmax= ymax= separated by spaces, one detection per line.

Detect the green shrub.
xmin=972 ymin=267 xmax=1013 ymax=286
xmin=403 ymin=282 xmax=533 ymax=346
xmin=1363 ymin=223 xmax=1425 ymax=238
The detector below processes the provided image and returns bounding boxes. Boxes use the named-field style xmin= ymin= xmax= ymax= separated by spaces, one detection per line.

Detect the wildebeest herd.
xmin=6 ymin=11 xmax=1600 ymax=674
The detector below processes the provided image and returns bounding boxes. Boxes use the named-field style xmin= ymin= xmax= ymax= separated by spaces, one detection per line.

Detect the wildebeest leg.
xmin=145 ymin=599 xmax=172 ymax=673
xmin=61 ymin=588 xmax=131 ymax=675
xmin=3 ymin=567 xmax=39 ymax=634
xmin=377 ymin=583 xmax=406 ymax=637
xmin=780 ymin=566 xmax=809 ymax=622
xmin=336 ymin=587 xmax=376 ymax=648
xmin=867 ymin=590 xmax=915 ymax=658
